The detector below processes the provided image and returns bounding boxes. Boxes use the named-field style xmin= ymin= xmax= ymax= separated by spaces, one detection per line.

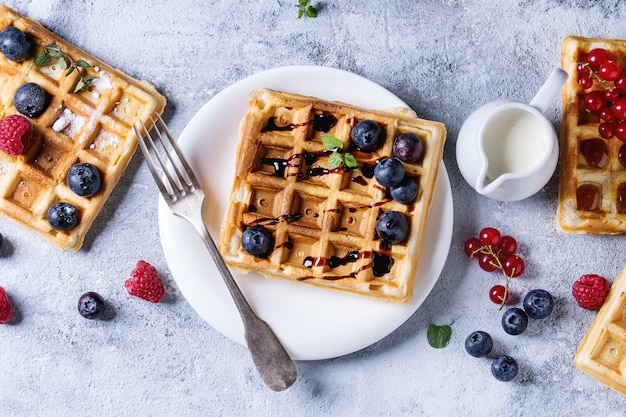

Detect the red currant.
xmin=616 ymin=123 xmax=626 ymax=142
xmin=478 ymin=253 xmax=498 ymax=272
xmin=615 ymin=72 xmax=626 ymax=94
xmin=577 ymin=63 xmax=591 ymax=78
xmin=599 ymin=61 xmax=621 ymax=81
xmin=605 ymin=89 xmax=620 ymax=102
xmin=600 ymin=108 xmax=616 ymax=123
xmin=464 ymin=237 xmax=481 ymax=257
xmin=599 ymin=122 xmax=616 ymax=139
xmin=613 ymin=97 xmax=626 ymax=121
xmin=579 ymin=76 xmax=593 ymax=89
xmin=496 ymin=235 xmax=517 ymax=256
xmin=489 ymin=285 xmax=511 ymax=305
xmin=502 ymin=255 xmax=525 ymax=278
xmin=584 ymin=90 xmax=608 ymax=114
xmin=479 ymin=227 xmax=501 ymax=247
xmin=587 ymin=48 xmax=611 ymax=70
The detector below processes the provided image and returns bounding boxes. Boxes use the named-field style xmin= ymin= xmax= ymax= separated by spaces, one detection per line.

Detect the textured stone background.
xmin=1 ymin=0 xmax=626 ymax=416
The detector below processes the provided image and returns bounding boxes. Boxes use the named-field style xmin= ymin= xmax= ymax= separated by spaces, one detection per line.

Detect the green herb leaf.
xmin=305 ymin=6 xmax=317 ymax=18
xmin=73 ymin=80 xmax=85 ymax=93
xmin=328 ymin=152 xmax=343 ymax=169
xmin=427 ymin=324 xmax=451 ymax=348
xmin=344 ymin=153 xmax=358 ymax=168
xmin=322 ymin=134 xmax=343 ymax=150
xmin=299 ymin=0 xmax=308 ymax=5
xmin=34 ymin=51 xmax=51 ymax=67
xmin=75 ymin=59 xmax=91 ymax=69
xmin=65 ymin=66 xmax=75 ymax=77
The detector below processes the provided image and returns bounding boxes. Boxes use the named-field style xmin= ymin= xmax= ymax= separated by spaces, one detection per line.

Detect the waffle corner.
xmin=0 ymin=6 xmax=166 ymax=250
xmin=219 ymin=88 xmax=446 ymax=304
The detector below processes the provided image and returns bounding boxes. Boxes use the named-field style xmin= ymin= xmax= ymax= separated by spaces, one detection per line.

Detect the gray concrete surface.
xmin=1 ymin=0 xmax=626 ymax=416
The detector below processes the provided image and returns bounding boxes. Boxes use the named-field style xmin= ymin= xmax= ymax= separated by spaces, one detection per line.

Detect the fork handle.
xmin=186 ymin=212 xmax=297 ymax=391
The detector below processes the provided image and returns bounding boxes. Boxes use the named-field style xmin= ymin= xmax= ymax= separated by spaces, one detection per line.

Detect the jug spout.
xmin=474 ymin=165 xmax=508 ymax=197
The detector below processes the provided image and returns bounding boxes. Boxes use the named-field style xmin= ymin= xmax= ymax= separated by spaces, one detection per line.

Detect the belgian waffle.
xmin=219 ymin=89 xmax=446 ymax=303
xmin=558 ymin=35 xmax=626 ymax=233
xmin=574 ymin=264 xmax=626 ymax=396
xmin=0 ymin=6 xmax=166 ymax=250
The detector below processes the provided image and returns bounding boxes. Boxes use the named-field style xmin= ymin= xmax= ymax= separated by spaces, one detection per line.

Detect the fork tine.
xmin=152 ymin=113 xmax=202 ymax=192
xmin=134 ymin=122 xmax=175 ymax=201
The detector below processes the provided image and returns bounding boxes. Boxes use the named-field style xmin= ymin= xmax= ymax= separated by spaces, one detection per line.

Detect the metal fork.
xmin=134 ymin=113 xmax=297 ymax=391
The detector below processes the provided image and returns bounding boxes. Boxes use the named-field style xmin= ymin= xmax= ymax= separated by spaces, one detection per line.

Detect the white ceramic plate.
xmin=158 ymin=66 xmax=453 ymax=361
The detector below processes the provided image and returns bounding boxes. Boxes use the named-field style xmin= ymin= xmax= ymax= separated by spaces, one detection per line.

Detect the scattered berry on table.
xmin=0 ymin=232 xmax=4 ymax=253
xmin=77 ymin=292 xmax=106 ymax=319
xmin=464 ymin=227 xmax=524 ymax=309
xmin=374 ymin=157 xmax=404 ymax=188
xmin=66 ymin=162 xmax=101 ymax=197
xmin=14 ymin=82 xmax=49 ymax=118
xmin=0 ymin=114 xmax=33 ymax=155
xmin=241 ymin=225 xmax=274 ymax=257
xmin=390 ymin=176 xmax=418 ymax=205
xmin=0 ymin=286 xmax=13 ymax=324
xmin=572 ymin=274 xmax=610 ymax=311
xmin=393 ymin=132 xmax=424 ymax=163
xmin=125 ymin=260 xmax=165 ymax=303
xmin=0 ymin=26 xmax=32 ymax=61
xmin=375 ymin=211 xmax=408 ymax=244
xmin=350 ymin=119 xmax=382 ymax=152
xmin=464 ymin=330 xmax=493 ymax=357
xmin=523 ymin=289 xmax=554 ymax=319
xmin=501 ymin=307 xmax=528 ymax=335
xmin=489 ymin=284 xmax=512 ymax=305
xmin=47 ymin=201 xmax=78 ymax=231
xmin=491 ymin=355 xmax=518 ymax=382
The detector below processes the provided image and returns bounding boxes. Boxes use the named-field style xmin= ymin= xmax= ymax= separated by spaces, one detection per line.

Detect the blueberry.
xmin=66 ymin=163 xmax=101 ymax=197
xmin=376 ymin=211 xmax=408 ymax=244
xmin=0 ymin=27 xmax=32 ymax=61
xmin=523 ymin=289 xmax=555 ymax=319
xmin=464 ymin=330 xmax=493 ymax=358
xmin=491 ymin=355 xmax=518 ymax=382
xmin=14 ymin=82 xmax=49 ymax=118
xmin=390 ymin=176 xmax=418 ymax=204
xmin=501 ymin=307 xmax=528 ymax=335
xmin=47 ymin=202 xmax=79 ymax=231
xmin=374 ymin=157 xmax=405 ymax=187
xmin=393 ymin=132 xmax=425 ymax=163
xmin=242 ymin=225 xmax=273 ymax=257
xmin=350 ymin=120 xmax=382 ymax=152
xmin=78 ymin=292 xmax=105 ymax=319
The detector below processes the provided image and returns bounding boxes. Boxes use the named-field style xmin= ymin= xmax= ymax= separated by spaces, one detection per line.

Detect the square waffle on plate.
xmin=0 ymin=6 xmax=166 ymax=250
xmin=558 ymin=35 xmax=626 ymax=233
xmin=219 ymin=88 xmax=446 ymax=304
xmin=574 ymin=264 xmax=626 ymax=395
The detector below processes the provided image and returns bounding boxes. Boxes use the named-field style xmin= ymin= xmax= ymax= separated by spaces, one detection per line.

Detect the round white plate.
xmin=158 ymin=66 xmax=453 ymax=361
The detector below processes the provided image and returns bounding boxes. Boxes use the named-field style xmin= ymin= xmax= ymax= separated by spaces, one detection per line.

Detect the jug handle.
xmin=529 ymin=68 xmax=569 ymax=113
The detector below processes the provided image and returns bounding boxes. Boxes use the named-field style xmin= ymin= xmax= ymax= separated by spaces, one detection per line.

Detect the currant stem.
xmin=471 ymin=244 xmax=515 ymax=310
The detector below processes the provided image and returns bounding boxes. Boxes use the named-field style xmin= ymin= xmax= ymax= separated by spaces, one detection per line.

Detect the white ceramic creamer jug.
xmin=456 ymin=68 xmax=568 ymax=201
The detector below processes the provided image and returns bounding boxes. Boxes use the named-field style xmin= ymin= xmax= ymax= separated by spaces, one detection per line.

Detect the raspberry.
xmin=0 ymin=286 xmax=13 ymax=324
xmin=0 ymin=114 xmax=33 ymax=155
xmin=124 ymin=260 xmax=165 ymax=303
xmin=572 ymin=274 xmax=611 ymax=311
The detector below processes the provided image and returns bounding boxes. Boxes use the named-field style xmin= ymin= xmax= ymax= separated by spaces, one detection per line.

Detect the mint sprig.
xmin=296 ymin=0 xmax=317 ymax=18
xmin=34 ymin=44 xmax=97 ymax=93
xmin=322 ymin=134 xmax=358 ymax=170
xmin=427 ymin=323 xmax=451 ymax=348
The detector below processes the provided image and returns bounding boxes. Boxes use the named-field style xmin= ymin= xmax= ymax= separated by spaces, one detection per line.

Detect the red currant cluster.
xmin=577 ymin=48 xmax=626 ymax=141
xmin=464 ymin=227 xmax=525 ymax=309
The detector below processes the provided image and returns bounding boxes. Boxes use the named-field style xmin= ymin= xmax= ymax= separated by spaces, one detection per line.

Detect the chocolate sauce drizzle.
xmin=262 ymin=113 xmax=338 ymax=133
xmin=300 ymin=250 xmax=393 ymax=281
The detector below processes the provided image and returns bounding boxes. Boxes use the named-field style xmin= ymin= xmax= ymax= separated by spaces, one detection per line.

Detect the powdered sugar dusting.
xmin=52 ymin=108 xmax=85 ymax=139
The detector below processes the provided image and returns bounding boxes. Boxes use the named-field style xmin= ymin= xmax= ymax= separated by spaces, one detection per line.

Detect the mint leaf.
xmin=427 ymin=324 xmax=451 ymax=348
xmin=344 ymin=153 xmax=358 ymax=168
xmin=75 ymin=59 xmax=91 ymax=69
xmin=322 ymin=134 xmax=343 ymax=150
xmin=34 ymin=51 xmax=51 ymax=67
xmin=328 ymin=152 xmax=343 ymax=169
